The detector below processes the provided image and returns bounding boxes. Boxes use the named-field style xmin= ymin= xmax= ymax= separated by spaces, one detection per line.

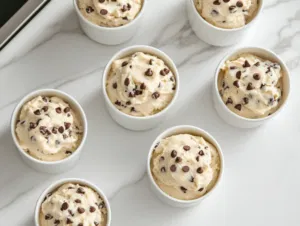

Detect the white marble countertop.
xmin=0 ymin=0 xmax=300 ymax=225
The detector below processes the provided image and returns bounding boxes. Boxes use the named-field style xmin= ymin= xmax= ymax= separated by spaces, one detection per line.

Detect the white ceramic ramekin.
xmin=186 ymin=0 xmax=264 ymax=46
xmin=34 ymin=178 xmax=111 ymax=226
xmin=102 ymin=45 xmax=180 ymax=131
xmin=147 ymin=125 xmax=224 ymax=208
xmin=213 ymin=47 xmax=291 ymax=128
xmin=11 ymin=89 xmax=88 ymax=174
xmin=73 ymin=0 xmax=146 ymax=45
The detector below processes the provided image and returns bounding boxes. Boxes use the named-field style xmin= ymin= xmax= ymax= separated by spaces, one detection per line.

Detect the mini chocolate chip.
xmin=160 ymin=68 xmax=170 ymax=76
xmin=199 ymin=150 xmax=205 ymax=156
xmin=170 ymin=165 xmax=177 ymax=172
xmin=183 ymin=145 xmax=190 ymax=151
xmin=52 ymin=127 xmax=58 ymax=134
xmin=54 ymin=220 xmax=60 ymax=224
xmin=236 ymin=1 xmax=243 ymax=7
xmin=42 ymin=106 xmax=49 ymax=112
xmin=128 ymin=92 xmax=135 ymax=98
xmin=66 ymin=218 xmax=73 ymax=224
xmin=211 ymin=9 xmax=219 ymax=16
xmin=64 ymin=122 xmax=71 ymax=130
xmin=190 ymin=177 xmax=194 ymax=182
xmin=253 ymin=73 xmax=261 ymax=80
xmin=45 ymin=214 xmax=53 ymax=220
xmin=100 ymin=9 xmax=108 ymax=15
xmin=213 ymin=0 xmax=221 ymax=5
xmin=226 ymin=97 xmax=233 ymax=105
xmin=180 ymin=186 xmax=187 ymax=193
xmin=152 ymin=92 xmax=160 ymax=99
xmin=140 ymin=83 xmax=146 ymax=90
xmin=86 ymin=6 xmax=94 ymax=13
xmin=122 ymin=61 xmax=128 ymax=67
xmin=94 ymin=222 xmax=100 ymax=226
xmin=182 ymin=166 xmax=190 ymax=172
xmin=161 ymin=167 xmax=166 ymax=172
xmin=75 ymin=199 xmax=81 ymax=203
xmin=61 ymin=202 xmax=69 ymax=211
xmin=99 ymin=0 xmax=105 ymax=2
xmin=34 ymin=109 xmax=41 ymax=115
xmin=254 ymin=62 xmax=260 ymax=67
xmin=236 ymin=71 xmax=241 ymax=79
xmin=145 ymin=68 xmax=153 ymax=76
xmin=31 ymin=136 xmax=36 ymax=142
xmin=63 ymin=134 xmax=68 ymax=139
xmin=29 ymin=122 xmax=36 ymax=130
xmin=223 ymin=0 xmax=230 ymax=2
xmin=56 ymin=107 xmax=62 ymax=113
xmin=230 ymin=66 xmax=236 ymax=70
xmin=175 ymin=157 xmax=182 ymax=163
xmin=229 ymin=5 xmax=236 ymax=11
xmin=243 ymin=60 xmax=251 ymax=67
xmin=58 ymin=126 xmax=64 ymax=133
xmin=196 ymin=156 xmax=200 ymax=162
xmin=130 ymin=107 xmax=136 ymax=112
xmin=197 ymin=167 xmax=203 ymax=174
xmin=149 ymin=59 xmax=154 ymax=65
xmin=78 ymin=207 xmax=85 ymax=214
xmin=113 ymin=83 xmax=117 ymax=89
xmin=122 ymin=16 xmax=128 ymax=20
xmin=233 ymin=80 xmax=239 ymax=88
xmin=77 ymin=187 xmax=85 ymax=194
xmin=160 ymin=156 xmax=165 ymax=161
xmin=90 ymin=206 xmax=96 ymax=213
xmin=243 ymin=97 xmax=249 ymax=104
xmin=247 ymin=83 xmax=254 ymax=90
xmin=42 ymin=97 xmax=48 ymax=102
xmin=126 ymin=101 xmax=131 ymax=105
xmin=39 ymin=126 xmax=47 ymax=135
xmin=21 ymin=120 xmax=25 ymax=125
xmin=235 ymin=104 xmax=242 ymax=111
xmin=171 ymin=150 xmax=177 ymax=158
xmin=115 ymin=100 xmax=122 ymax=106
xmin=199 ymin=187 xmax=204 ymax=192
xmin=124 ymin=78 xmax=130 ymax=86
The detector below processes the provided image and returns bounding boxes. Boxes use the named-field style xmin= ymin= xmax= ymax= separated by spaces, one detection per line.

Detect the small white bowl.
xmin=186 ymin=0 xmax=264 ymax=46
xmin=11 ymin=89 xmax=88 ymax=174
xmin=147 ymin=125 xmax=224 ymax=208
xmin=34 ymin=178 xmax=111 ymax=226
xmin=102 ymin=45 xmax=180 ymax=131
xmin=73 ymin=0 xmax=146 ymax=45
xmin=213 ymin=47 xmax=291 ymax=128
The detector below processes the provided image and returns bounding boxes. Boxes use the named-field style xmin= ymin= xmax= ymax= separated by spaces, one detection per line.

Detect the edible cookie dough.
xmin=78 ymin=0 xmax=143 ymax=27
xmin=106 ymin=52 xmax=176 ymax=117
xmin=194 ymin=0 xmax=259 ymax=29
xmin=15 ymin=96 xmax=83 ymax=161
xmin=151 ymin=134 xmax=221 ymax=200
xmin=39 ymin=183 xmax=107 ymax=226
xmin=218 ymin=54 xmax=283 ymax=118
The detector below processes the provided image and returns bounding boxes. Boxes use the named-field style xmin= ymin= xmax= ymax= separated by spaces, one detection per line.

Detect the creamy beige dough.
xmin=39 ymin=183 xmax=107 ymax=226
xmin=218 ymin=54 xmax=283 ymax=118
xmin=194 ymin=0 xmax=259 ymax=29
xmin=78 ymin=0 xmax=143 ymax=27
xmin=151 ymin=134 xmax=221 ymax=200
xmin=106 ymin=52 xmax=176 ymax=117
xmin=15 ymin=96 xmax=83 ymax=161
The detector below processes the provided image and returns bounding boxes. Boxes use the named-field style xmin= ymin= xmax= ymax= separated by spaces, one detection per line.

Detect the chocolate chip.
xmin=75 ymin=199 xmax=81 ymax=203
xmin=124 ymin=78 xmax=130 ymax=86
xmin=254 ymin=62 xmax=260 ymax=67
xmin=66 ymin=218 xmax=73 ymax=224
xmin=243 ymin=97 xmax=249 ymax=104
xmin=42 ymin=97 xmax=48 ymax=102
xmin=45 ymin=214 xmax=53 ymax=220
xmin=175 ymin=157 xmax=182 ymax=163
xmin=29 ymin=122 xmax=36 ymax=130
xmin=115 ymin=100 xmax=122 ymax=106
xmin=196 ymin=156 xmax=200 ymax=162
xmin=127 ymin=3 xmax=131 ymax=10
xmin=78 ymin=207 xmax=85 ymax=214
xmin=229 ymin=5 xmax=236 ymax=11
xmin=236 ymin=1 xmax=243 ymax=7
xmin=230 ymin=66 xmax=236 ymax=70
xmin=90 ymin=206 xmax=96 ymax=213
xmin=247 ymin=83 xmax=254 ymax=90
xmin=152 ymin=92 xmax=160 ymax=99
xmin=233 ymin=80 xmax=239 ymax=88
xmin=182 ymin=166 xmax=190 ymax=172
xmin=31 ymin=136 xmax=36 ymax=142
xmin=197 ymin=167 xmax=203 ymax=174
xmin=64 ymin=122 xmax=71 ymax=130
xmin=63 ymin=134 xmax=68 ymax=139
xmin=128 ymin=92 xmax=135 ymax=98
xmin=100 ymin=9 xmax=108 ymax=15
xmin=180 ymin=186 xmax=187 ymax=193
xmin=223 ymin=0 xmax=230 ymax=2
xmin=134 ymin=90 xmax=143 ymax=96
xmin=199 ymin=150 xmax=205 ymax=156
xmin=161 ymin=167 xmax=166 ymax=172
xmin=122 ymin=16 xmax=128 ymax=20
xmin=34 ymin=109 xmax=41 ymax=115
xmin=39 ymin=126 xmax=47 ymax=135
xmin=52 ymin=127 xmax=58 ymax=134
xmin=160 ymin=68 xmax=170 ymax=76
xmin=236 ymin=71 xmax=241 ymax=79
xmin=122 ymin=61 xmax=128 ymax=67
xmin=190 ymin=177 xmax=194 ymax=182
xmin=226 ymin=97 xmax=233 ymax=105
xmin=61 ymin=202 xmax=69 ymax=211
xmin=126 ymin=101 xmax=131 ymax=105
xmin=183 ymin=145 xmax=190 ymax=151
xmin=211 ymin=9 xmax=219 ymax=16
xmin=94 ymin=222 xmax=100 ymax=226
xmin=171 ymin=150 xmax=177 ymax=158
xmin=140 ymin=83 xmax=146 ymax=90
xmin=198 ymin=187 xmax=204 ymax=192
xmin=56 ymin=107 xmax=62 ymax=113
xmin=149 ymin=59 xmax=154 ymax=65
xmin=170 ymin=165 xmax=177 ymax=172
xmin=113 ymin=83 xmax=118 ymax=89
xmin=86 ymin=6 xmax=94 ymax=13
xmin=21 ymin=120 xmax=25 ymax=125
xmin=77 ymin=187 xmax=85 ymax=194
xmin=253 ymin=73 xmax=260 ymax=80
xmin=99 ymin=0 xmax=105 ymax=2
xmin=42 ymin=106 xmax=48 ymax=112
xmin=58 ymin=126 xmax=64 ymax=133
xmin=213 ymin=0 xmax=221 ymax=5
xmin=235 ymin=104 xmax=242 ymax=111
xmin=160 ymin=156 xmax=165 ymax=161
xmin=243 ymin=60 xmax=251 ymax=67
xmin=145 ymin=68 xmax=153 ymax=76
xmin=54 ymin=220 xmax=60 ymax=225
xmin=130 ymin=107 xmax=136 ymax=112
